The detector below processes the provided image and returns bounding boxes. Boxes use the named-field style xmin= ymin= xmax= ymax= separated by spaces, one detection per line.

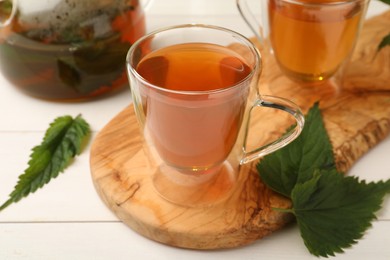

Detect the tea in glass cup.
xmin=237 ymin=0 xmax=370 ymax=90
xmin=126 ymin=24 xmax=305 ymax=207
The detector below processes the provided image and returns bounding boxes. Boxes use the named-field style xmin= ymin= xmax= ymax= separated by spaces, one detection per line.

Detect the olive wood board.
xmin=89 ymin=11 xmax=390 ymax=249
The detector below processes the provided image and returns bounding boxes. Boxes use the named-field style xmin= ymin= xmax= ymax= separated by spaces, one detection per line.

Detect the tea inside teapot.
xmin=0 ymin=0 xmax=146 ymax=101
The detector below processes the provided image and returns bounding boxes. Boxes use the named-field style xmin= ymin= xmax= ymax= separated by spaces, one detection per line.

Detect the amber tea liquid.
xmin=136 ymin=43 xmax=252 ymax=171
xmin=0 ymin=1 xmax=145 ymax=101
xmin=268 ymin=0 xmax=366 ymax=82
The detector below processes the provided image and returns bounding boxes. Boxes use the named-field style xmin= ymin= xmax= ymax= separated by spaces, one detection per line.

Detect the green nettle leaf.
xmin=257 ymin=103 xmax=335 ymax=197
xmin=257 ymin=103 xmax=390 ymax=257
xmin=292 ymin=171 xmax=390 ymax=257
xmin=0 ymin=115 xmax=90 ymax=211
xmin=377 ymin=33 xmax=390 ymax=52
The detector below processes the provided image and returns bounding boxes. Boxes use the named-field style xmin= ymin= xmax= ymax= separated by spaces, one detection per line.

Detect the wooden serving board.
xmin=89 ymin=11 xmax=390 ymax=249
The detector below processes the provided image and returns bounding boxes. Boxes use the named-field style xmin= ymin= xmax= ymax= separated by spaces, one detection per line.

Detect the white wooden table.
xmin=0 ymin=0 xmax=389 ymax=259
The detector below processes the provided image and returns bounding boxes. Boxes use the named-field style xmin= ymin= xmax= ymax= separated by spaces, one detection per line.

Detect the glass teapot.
xmin=0 ymin=0 xmax=148 ymax=101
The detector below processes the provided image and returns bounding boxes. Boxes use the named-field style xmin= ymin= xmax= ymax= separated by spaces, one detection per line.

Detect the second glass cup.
xmin=126 ymin=24 xmax=305 ymax=207
xmin=237 ymin=0 xmax=370 ymax=93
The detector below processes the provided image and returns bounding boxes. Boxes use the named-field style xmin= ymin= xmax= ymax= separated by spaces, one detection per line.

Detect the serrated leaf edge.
xmin=0 ymin=115 xmax=90 ymax=211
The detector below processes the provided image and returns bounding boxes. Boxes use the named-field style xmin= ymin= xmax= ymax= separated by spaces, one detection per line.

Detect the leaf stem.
xmin=0 ymin=199 xmax=13 ymax=212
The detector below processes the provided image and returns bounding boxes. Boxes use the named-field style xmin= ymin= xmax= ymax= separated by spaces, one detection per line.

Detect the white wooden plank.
xmin=0 ymin=221 xmax=389 ymax=260
xmin=145 ymin=15 xmax=253 ymax=37
xmin=349 ymin=135 xmax=390 ymax=220
xmin=146 ymin=0 xmax=240 ymax=16
xmin=0 ymin=79 xmax=131 ymax=132
xmin=0 ymin=132 xmax=117 ymax=222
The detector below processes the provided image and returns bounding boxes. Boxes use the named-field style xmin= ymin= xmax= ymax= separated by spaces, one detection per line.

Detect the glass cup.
xmin=236 ymin=0 xmax=370 ymax=94
xmin=126 ymin=24 xmax=305 ymax=207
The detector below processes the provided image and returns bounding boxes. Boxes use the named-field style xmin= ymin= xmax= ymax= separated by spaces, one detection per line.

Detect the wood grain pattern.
xmin=89 ymin=11 xmax=390 ymax=249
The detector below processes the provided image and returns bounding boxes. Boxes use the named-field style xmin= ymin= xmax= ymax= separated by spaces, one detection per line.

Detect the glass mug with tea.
xmin=0 ymin=0 xmax=150 ymax=101
xmin=236 ymin=0 xmax=370 ymax=91
xmin=126 ymin=24 xmax=305 ymax=207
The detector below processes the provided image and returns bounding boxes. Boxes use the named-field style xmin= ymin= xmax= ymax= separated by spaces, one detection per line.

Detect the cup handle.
xmin=236 ymin=0 xmax=263 ymax=44
xmin=0 ymin=0 xmax=16 ymax=27
xmin=240 ymin=95 xmax=305 ymax=165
